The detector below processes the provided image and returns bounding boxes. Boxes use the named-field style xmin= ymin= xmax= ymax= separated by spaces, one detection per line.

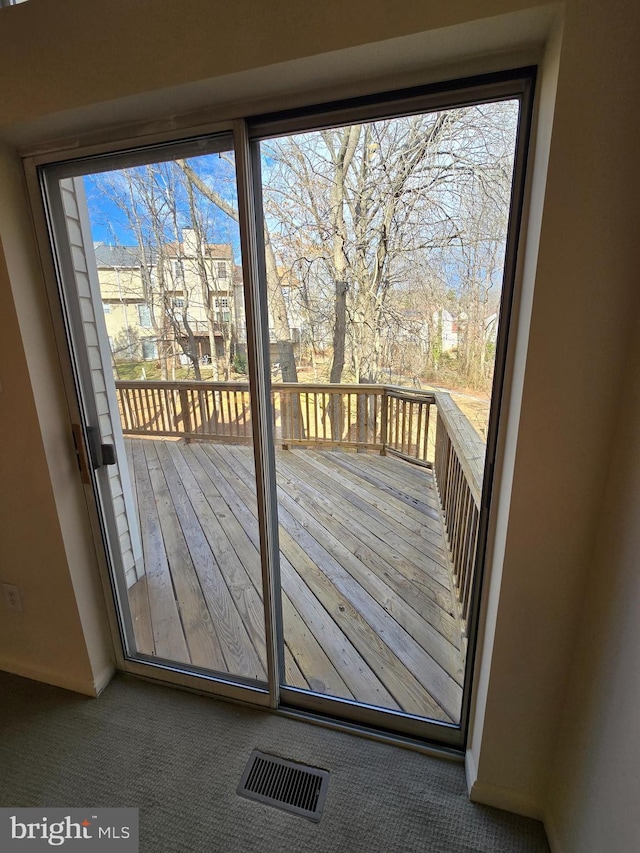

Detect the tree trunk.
xmin=263 ymin=230 xmax=298 ymax=382
xmin=329 ymin=279 xmax=347 ymax=384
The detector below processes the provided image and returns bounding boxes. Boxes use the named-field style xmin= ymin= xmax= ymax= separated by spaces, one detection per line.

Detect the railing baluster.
xmin=233 ymin=389 xmax=240 ymax=438
xmin=305 ymin=391 xmax=310 ymax=441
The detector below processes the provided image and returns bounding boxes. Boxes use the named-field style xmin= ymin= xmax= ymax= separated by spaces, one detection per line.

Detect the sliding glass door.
xmin=36 ymin=68 xmax=534 ymax=747
xmin=41 ymin=134 xmax=277 ymax=703
xmin=252 ymin=90 xmax=526 ymax=736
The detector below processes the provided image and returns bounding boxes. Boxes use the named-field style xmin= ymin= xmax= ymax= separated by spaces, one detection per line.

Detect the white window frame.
xmin=141 ymin=338 xmax=158 ymax=360
xmin=137 ymin=303 xmax=152 ymax=328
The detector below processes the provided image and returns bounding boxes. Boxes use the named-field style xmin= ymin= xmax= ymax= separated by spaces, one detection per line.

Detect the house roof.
xmin=94 ymin=241 xmax=233 ymax=268
xmin=94 ymin=244 xmax=149 ymax=268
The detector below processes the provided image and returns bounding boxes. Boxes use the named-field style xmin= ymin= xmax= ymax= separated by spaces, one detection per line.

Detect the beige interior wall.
xmin=0 ymin=235 xmax=94 ymax=690
xmin=468 ymin=0 xmax=640 ymax=828
xmin=0 ymin=0 xmax=539 ymax=128
xmin=0 ymin=146 xmax=113 ymax=694
xmin=1 ymin=0 xmax=639 ymax=846
xmin=545 ymin=311 xmax=640 ymax=853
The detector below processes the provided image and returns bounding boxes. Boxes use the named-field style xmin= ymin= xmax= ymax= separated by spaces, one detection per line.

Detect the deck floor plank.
xmin=306 ymin=449 xmax=448 ymax=552
xmin=197 ymin=444 xmax=390 ymax=707
xmin=131 ymin=440 xmax=189 ymax=663
xmin=125 ymin=439 xmax=464 ymax=723
xmin=277 ymin=449 xmax=455 ymax=612
xmin=155 ymin=441 xmax=267 ymax=681
xmin=129 ymin=576 xmax=155 ymax=655
xmin=292 ymin=450 xmax=450 ymax=583
xmin=143 ymin=440 xmax=227 ymax=672
xmin=163 ymin=441 xmax=269 ymax=677
xmin=179 ymin=441 xmax=351 ymax=698
xmin=270 ymin=449 xmax=462 ymax=655
xmin=212 ymin=445 xmax=457 ymax=719
xmin=327 ymin=450 xmax=442 ymax=518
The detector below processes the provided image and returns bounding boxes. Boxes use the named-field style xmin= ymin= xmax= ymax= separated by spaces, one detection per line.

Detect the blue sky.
xmin=82 ymin=153 xmax=243 ymax=263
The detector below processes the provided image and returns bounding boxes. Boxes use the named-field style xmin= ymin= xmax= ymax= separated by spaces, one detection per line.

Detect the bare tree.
xmin=92 ymin=100 xmax=518 ymax=397
xmin=177 ymin=159 xmax=299 ymax=383
xmin=261 ymin=101 xmax=518 ymax=390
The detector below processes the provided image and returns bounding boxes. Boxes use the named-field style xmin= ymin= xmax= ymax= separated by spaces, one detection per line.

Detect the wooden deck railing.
xmin=115 ymin=380 xmax=436 ymax=465
xmin=115 ymin=379 xmax=484 ymax=628
xmin=117 ymin=381 xmax=254 ymax=443
xmin=432 ymin=392 xmax=485 ymax=630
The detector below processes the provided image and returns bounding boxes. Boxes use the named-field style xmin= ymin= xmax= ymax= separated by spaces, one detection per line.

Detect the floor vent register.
xmin=237 ymin=750 xmax=329 ymax=821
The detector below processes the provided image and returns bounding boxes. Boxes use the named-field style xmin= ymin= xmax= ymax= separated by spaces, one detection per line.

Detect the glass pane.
xmin=258 ymin=101 xmax=520 ymax=723
xmin=54 ymin=140 xmax=269 ymax=685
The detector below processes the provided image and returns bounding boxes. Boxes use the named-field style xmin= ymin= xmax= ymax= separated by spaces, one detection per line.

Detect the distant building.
xmin=95 ymin=229 xmax=240 ymax=363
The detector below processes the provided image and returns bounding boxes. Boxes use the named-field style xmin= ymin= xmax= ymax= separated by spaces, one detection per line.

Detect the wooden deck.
xmin=125 ymin=438 xmax=465 ymax=723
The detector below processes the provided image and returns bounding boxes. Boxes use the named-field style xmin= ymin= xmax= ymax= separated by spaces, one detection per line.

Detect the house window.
xmin=172 ymin=259 xmax=184 ymax=282
xmin=103 ymin=302 xmax=111 ymax=313
xmin=141 ymin=339 xmax=158 ymax=360
xmin=137 ymin=304 xmax=152 ymax=328
xmin=217 ymin=262 xmax=228 ymax=278
xmin=173 ymin=298 xmax=185 ymax=309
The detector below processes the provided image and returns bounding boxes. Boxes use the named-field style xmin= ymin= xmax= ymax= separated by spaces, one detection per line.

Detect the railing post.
xmin=179 ymin=388 xmax=192 ymax=438
xmin=380 ymin=388 xmax=388 ymax=455
xmin=357 ymin=392 xmax=366 ymax=452
xmin=329 ymin=391 xmax=343 ymax=443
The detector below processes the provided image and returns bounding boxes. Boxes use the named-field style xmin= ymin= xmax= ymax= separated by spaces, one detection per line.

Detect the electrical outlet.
xmin=2 ymin=583 xmax=22 ymax=613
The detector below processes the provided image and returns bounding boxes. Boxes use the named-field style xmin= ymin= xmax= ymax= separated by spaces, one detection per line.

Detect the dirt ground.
xmin=446 ymin=393 xmax=490 ymax=442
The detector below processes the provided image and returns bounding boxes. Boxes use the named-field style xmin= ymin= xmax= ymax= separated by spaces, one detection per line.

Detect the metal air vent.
xmin=237 ymin=750 xmax=329 ymax=821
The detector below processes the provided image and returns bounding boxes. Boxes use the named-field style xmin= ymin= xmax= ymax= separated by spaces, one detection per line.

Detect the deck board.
xmin=126 ymin=438 xmax=464 ymax=723
xmin=132 ymin=440 xmax=188 ymax=663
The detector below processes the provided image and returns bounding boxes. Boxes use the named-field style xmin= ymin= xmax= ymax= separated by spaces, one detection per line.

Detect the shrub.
xmin=233 ymin=352 xmax=248 ymax=375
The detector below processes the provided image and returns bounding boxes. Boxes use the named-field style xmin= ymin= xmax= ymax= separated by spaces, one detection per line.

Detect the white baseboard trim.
xmin=93 ymin=662 xmax=115 ymax=695
xmin=465 ymin=747 xmax=479 ymax=794
xmin=465 ymin=747 xmax=543 ymax=820
xmin=0 ymin=657 xmax=114 ymax=697
xmin=468 ymin=777 xmax=543 ymax=820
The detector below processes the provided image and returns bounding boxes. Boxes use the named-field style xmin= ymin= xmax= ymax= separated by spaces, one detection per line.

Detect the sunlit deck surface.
xmin=125 ymin=438 xmax=464 ymax=723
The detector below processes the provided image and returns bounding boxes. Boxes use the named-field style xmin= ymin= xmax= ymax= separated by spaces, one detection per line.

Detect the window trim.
xmin=249 ymin=67 xmax=534 ymax=141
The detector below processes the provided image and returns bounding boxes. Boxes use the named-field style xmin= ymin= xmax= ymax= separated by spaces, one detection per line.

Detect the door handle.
xmin=101 ymin=443 xmax=117 ymax=466
xmin=85 ymin=426 xmax=117 ymax=469
xmin=86 ymin=426 xmax=102 ymax=469
xmin=71 ymin=425 xmax=117 ymax=484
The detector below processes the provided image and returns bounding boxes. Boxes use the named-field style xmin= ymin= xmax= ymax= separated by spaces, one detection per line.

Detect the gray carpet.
xmin=0 ymin=672 xmax=549 ymax=852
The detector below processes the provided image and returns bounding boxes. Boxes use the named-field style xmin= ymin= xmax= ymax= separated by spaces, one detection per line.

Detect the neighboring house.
xmin=387 ymin=308 xmax=458 ymax=355
xmin=441 ymin=310 xmax=458 ymax=352
xmin=96 ymin=230 xmax=240 ymax=364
